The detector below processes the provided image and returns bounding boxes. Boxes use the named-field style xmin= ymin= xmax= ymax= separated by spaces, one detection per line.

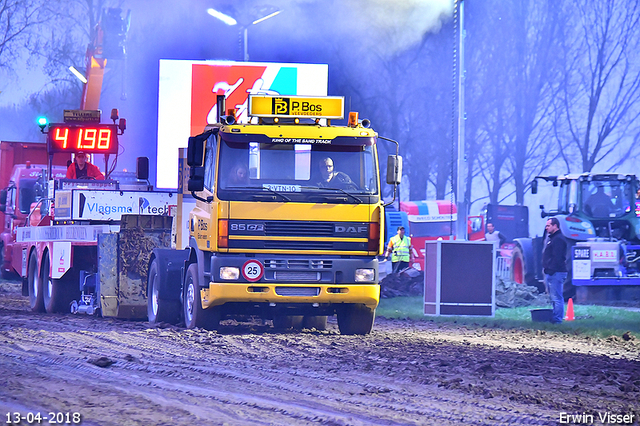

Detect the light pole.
xmin=207 ymin=6 xmax=281 ymax=61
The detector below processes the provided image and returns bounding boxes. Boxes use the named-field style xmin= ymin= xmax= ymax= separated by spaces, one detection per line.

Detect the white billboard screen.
xmin=156 ymin=60 xmax=328 ymax=189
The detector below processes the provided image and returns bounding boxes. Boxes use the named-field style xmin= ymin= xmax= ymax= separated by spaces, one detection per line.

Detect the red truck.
xmin=0 ymin=141 xmax=69 ymax=279
xmin=398 ymin=200 xmax=528 ymax=272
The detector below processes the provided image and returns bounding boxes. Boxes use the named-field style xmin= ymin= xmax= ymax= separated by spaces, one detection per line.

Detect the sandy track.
xmin=0 ymin=281 xmax=638 ymax=425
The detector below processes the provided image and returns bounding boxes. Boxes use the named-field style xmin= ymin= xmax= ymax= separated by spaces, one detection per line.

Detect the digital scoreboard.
xmin=47 ymin=124 xmax=119 ymax=155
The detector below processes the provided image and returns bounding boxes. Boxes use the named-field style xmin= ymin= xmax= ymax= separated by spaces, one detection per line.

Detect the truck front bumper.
xmin=201 ymin=283 xmax=380 ymax=310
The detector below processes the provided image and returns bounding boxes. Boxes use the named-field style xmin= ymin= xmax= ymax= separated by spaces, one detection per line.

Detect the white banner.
xmin=408 ymin=214 xmax=457 ymax=223
xmin=17 ymin=225 xmax=118 ymax=242
xmin=71 ymin=190 xmax=176 ymax=221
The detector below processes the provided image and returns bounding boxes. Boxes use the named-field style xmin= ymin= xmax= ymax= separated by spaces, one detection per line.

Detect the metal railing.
xmin=496 ymin=256 xmax=510 ymax=280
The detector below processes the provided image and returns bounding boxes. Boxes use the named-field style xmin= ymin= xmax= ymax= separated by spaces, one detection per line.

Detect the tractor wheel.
xmin=510 ymin=246 xmax=544 ymax=292
xmin=337 ymin=304 xmax=375 ymax=335
xmin=28 ymin=250 xmax=44 ymax=312
xmin=563 ymin=276 xmax=576 ymax=301
xmin=183 ymin=263 xmax=220 ymax=330
xmin=147 ymin=258 xmax=181 ymax=325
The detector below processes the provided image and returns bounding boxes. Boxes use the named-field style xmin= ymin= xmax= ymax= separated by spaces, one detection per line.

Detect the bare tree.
xmin=555 ymin=0 xmax=640 ymax=173
xmin=332 ymin=19 xmax=455 ymax=202
xmin=0 ymin=0 xmax=48 ymax=73
xmin=465 ymin=0 xmax=565 ymax=207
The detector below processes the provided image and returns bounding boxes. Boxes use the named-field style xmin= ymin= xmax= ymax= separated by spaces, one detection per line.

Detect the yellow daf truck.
xmin=148 ymin=95 xmax=401 ymax=334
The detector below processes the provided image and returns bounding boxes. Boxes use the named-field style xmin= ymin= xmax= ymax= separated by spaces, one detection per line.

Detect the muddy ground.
xmin=0 ymin=279 xmax=639 ymax=426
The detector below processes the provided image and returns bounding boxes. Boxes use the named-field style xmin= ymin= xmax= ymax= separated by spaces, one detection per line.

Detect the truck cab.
xmin=0 ymin=164 xmax=67 ymax=278
xmin=535 ymin=173 xmax=639 ymax=242
xmin=151 ymin=95 xmax=398 ymax=334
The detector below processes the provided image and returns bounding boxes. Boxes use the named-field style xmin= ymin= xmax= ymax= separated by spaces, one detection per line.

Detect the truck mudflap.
xmin=98 ymin=214 xmax=173 ymax=319
xmin=201 ymin=283 xmax=380 ymax=311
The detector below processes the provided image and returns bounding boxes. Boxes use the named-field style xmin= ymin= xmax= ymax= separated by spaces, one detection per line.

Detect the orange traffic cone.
xmin=565 ymin=298 xmax=575 ymax=321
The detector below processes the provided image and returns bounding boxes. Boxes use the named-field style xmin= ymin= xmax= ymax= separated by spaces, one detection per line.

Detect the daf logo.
xmin=335 ymin=225 xmax=367 ymax=234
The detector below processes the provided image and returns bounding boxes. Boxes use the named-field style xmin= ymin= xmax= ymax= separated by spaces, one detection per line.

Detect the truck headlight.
xmin=220 ymin=267 xmax=239 ymax=280
xmin=355 ymin=268 xmax=375 ymax=282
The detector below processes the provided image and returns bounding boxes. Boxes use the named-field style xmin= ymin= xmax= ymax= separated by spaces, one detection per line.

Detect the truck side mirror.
xmin=386 ymin=155 xmax=403 ymax=185
xmin=136 ymin=157 xmax=149 ymax=180
xmin=0 ymin=189 xmax=6 ymax=205
xmin=188 ymin=166 xmax=205 ymax=192
xmin=0 ymin=204 xmax=5 ymax=213
xmin=531 ymin=180 xmax=538 ymax=194
xmin=187 ymin=136 xmax=205 ymax=167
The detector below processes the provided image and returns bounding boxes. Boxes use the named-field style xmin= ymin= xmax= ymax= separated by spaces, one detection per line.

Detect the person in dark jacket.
xmin=317 ymin=157 xmax=357 ymax=190
xmin=542 ymin=217 xmax=568 ymax=323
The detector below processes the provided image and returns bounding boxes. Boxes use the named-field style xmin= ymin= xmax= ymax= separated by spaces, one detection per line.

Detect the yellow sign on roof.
xmin=248 ymin=95 xmax=344 ymax=119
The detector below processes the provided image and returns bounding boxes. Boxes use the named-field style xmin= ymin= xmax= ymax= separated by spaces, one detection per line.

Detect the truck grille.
xmin=264 ymin=259 xmax=333 ymax=269
xmin=275 ymin=287 xmax=321 ymax=296
xmin=227 ymin=220 xmax=370 ymax=252
xmin=265 ymin=221 xmax=334 ymax=237
xmin=274 ymin=271 xmax=321 ymax=281
xmin=263 ymin=241 xmax=334 ymax=250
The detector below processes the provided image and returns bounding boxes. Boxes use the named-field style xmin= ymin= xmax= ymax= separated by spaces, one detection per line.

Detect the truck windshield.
xmin=18 ymin=178 xmax=38 ymax=214
xmin=581 ymin=180 xmax=633 ymax=218
xmin=217 ymin=137 xmax=378 ymax=203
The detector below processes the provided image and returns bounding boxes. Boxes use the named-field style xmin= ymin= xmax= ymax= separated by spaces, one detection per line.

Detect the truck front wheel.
xmin=147 ymin=259 xmax=180 ymax=325
xmin=28 ymin=250 xmax=44 ymax=312
xmin=337 ymin=304 xmax=375 ymax=335
xmin=183 ymin=263 xmax=220 ymax=330
xmin=0 ymin=243 xmax=16 ymax=280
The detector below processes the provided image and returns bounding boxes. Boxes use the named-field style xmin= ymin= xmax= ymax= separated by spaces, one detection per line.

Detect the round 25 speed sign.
xmin=242 ymin=260 xmax=264 ymax=282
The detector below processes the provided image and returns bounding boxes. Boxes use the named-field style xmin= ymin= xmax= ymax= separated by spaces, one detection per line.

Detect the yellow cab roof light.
xmin=248 ymin=95 xmax=344 ymax=121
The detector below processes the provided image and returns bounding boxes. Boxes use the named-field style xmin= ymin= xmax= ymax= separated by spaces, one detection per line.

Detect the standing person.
xmin=484 ymin=222 xmax=506 ymax=246
xmin=542 ymin=217 xmax=568 ymax=324
xmin=66 ymin=151 xmax=105 ymax=180
xmin=384 ymin=226 xmax=414 ymax=273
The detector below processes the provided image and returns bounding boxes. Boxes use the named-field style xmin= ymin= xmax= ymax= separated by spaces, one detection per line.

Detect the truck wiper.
xmin=247 ymin=186 xmax=291 ymax=202
xmin=312 ymin=187 xmax=363 ymax=204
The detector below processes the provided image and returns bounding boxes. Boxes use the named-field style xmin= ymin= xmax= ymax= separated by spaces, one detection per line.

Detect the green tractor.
xmin=510 ymin=173 xmax=640 ymax=303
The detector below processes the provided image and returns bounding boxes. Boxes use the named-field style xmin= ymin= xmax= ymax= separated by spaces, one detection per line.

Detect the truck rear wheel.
xmin=42 ymin=252 xmax=76 ymax=314
xmin=42 ymin=252 xmax=55 ymax=313
xmin=183 ymin=263 xmax=220 ymax=330
xmin=147 ymin=259 xmax=180 ymax=325
xmin=28 ymin=250 xmax=44 ymax=312
xmin=273 ymin=315 xmax=303 ymax=330
xmin=302 ymin=315 xmax=327 ymax=331
xmin=337 ymin=304 xmax=375 ymax=335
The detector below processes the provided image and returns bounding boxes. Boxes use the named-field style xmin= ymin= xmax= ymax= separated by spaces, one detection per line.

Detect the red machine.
xmin=399 ymin=200 xmax=458 ymax=270
xmin=398 ymin=201 xmax=528 ymax=271
xmin=0 ymin=141 xmax=69 ymax=278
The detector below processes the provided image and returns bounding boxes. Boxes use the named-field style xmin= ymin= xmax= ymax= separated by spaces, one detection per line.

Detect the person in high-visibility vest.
xmin=384 ymin=226 xmax=414 ymax=273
